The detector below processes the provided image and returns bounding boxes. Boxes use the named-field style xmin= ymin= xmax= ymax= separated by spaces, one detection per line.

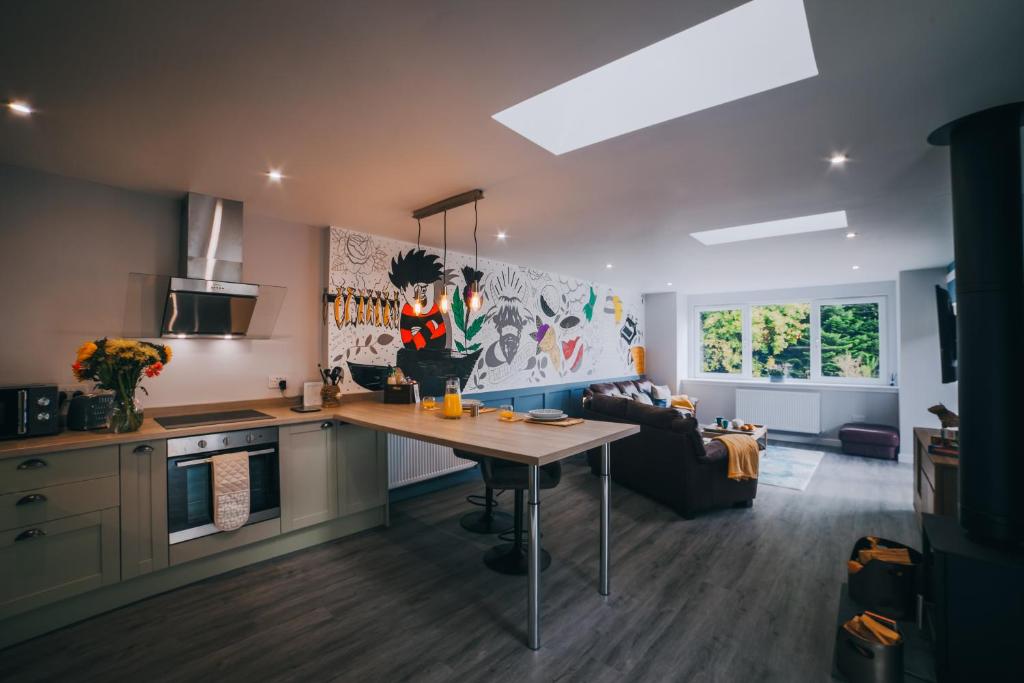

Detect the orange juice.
xmin=421 ymin=397 xmax=436 ymax=410
xmin=500 ymin=410 xmax=514 ymax=420
xmin=442 ymin=392 xmax=462 ymax=418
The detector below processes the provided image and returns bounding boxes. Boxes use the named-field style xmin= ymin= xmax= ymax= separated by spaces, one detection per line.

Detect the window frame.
xmin=692 ymin=295 xmax=889 ymax=386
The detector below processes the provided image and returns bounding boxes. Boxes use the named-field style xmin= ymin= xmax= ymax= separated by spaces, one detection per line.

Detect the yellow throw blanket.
xmin=671 ymin=394 xmax=695 ymax=411
xmin=714 ymin=434 xmax=760 ymax=481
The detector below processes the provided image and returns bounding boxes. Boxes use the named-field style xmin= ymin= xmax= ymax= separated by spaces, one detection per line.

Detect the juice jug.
xmin=442 ymin=376 xmax=463 ymax=418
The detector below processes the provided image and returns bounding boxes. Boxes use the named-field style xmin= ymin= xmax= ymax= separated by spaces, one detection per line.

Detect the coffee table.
xmin=701 ymin=423 xmax=768 ymax=451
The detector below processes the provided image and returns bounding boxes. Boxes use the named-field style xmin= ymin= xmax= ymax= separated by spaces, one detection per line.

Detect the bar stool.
xmin=452 ymin=450 xmax=513 ymax=534
xmin=479 ymin=456 xmax=562 ymax=575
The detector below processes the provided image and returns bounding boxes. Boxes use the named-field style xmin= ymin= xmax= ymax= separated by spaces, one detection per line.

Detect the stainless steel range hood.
xmin=122 ymin=193 xmax=286 ymax=339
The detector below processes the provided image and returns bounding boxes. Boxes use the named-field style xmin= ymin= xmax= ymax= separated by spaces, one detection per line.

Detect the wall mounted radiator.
xmin=735 ymin=389 xmax=821 ymax=434
xmin=387 ymin=434 xmax=476 ymax=489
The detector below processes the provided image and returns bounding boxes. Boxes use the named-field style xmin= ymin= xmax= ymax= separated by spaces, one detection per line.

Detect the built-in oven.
xmin=167 ymin=426 xmax=280 ymax=545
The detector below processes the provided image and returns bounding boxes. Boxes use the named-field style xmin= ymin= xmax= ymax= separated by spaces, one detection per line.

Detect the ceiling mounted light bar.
xmin=690 ymin=210 xmax=848 ymax=245
xmin=411 ymin=189 xmax=484 ymax=220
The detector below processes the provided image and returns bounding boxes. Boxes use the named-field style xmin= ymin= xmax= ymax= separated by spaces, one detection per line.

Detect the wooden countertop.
xmin=0 ymin=397 xmax=639 ymax=465
xmin=334 ymin=401 xmax=639 ymax=466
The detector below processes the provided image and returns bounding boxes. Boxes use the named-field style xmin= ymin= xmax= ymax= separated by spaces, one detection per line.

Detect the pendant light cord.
xmin=416 ymin=218 xmax=422 ymax=251
xmin=473 ymin=199 xmax=479 ymax=274
xmin=442 ymin=210 xmax=447 ymax=285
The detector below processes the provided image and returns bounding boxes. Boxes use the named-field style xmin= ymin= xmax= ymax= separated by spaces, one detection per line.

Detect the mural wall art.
xmin=327 ymin=227 xmax=644 ymax=395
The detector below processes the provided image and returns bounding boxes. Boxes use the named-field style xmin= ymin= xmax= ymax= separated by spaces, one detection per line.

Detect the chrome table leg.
xmin=600 ymin=442 xmax=610 ymax=596
xmin=527 ymin=463 xmax=541 ymax=650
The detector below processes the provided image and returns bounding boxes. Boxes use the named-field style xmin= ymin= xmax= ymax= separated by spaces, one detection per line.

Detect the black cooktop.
xmin=154 ymin=409 xmax=274 ymax=430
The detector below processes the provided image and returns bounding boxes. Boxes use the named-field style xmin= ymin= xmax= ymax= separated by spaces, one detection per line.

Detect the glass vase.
xmin=109 ymin=390 xmax=144 ymax=433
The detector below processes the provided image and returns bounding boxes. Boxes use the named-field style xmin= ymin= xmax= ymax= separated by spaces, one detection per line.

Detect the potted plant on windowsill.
xmin=768 ymin=367 xmax=785 ymax=383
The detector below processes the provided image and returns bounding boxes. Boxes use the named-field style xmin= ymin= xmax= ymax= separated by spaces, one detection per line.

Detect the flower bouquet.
xmin=72 ymin=338 xmax=172 ymax=433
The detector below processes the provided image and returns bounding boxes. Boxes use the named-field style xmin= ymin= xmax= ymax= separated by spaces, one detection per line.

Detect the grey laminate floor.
xmin=1 ymin=446 xmax=917 ymax=683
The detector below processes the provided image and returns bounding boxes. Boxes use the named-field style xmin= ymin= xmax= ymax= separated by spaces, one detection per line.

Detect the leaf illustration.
xmin=468 ymin=343 xmax=482 ymax=352
xmin=455 ymin=340 xmax=467 ymax=352
xmin=465 ymin=313 xmax=487 ymax=340
xmin=365 ymin=335 xmax=373 ymax=345
xmin=583 ymin=287 xmax=597 ymax=321
xmin=377 ymin=334 xmax=394 ymax=345
xmin=332 ymin=354 xmax=343 ymax=362
xmin=452 ymin=287 xmax=465 ymax=332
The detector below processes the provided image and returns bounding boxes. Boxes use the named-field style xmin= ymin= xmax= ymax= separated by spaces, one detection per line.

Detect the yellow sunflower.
xmin=76 ymin=341 xmax=98 ymax=362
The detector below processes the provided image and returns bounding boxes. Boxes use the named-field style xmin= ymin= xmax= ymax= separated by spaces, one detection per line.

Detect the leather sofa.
xmin=583 ymin=382 xmax=757 ymax=518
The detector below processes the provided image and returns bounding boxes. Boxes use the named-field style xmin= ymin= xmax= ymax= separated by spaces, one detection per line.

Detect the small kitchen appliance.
xmin=66 ymin=391 xmax=115 ymax=431
xmin=0 ymin=384 xmax=60 ymax=440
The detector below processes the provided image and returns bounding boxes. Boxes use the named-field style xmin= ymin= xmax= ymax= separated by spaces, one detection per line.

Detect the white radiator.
xmin=735 ymin=389 xmax=821 ymax=434
xmin=387 ymin=434 xmax=476 ymax=489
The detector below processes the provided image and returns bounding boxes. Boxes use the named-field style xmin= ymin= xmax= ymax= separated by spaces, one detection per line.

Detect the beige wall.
xmin=0 ymin=164 xmax=323 ymax=408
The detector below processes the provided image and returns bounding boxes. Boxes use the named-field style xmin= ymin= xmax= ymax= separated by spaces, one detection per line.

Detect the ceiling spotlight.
xmin=845 ymin=231 xmax=857 ymax=239
xmin=496 ymin=231 xmax=507 ymax=240
xmin=7 ymin=100 xmax=33 ymax=116
xmin=666 ymin=282 xmax=673 ymax=286
xmin=606 ymin=263 xmax=613 ymax=269
xmin=829 ymin=153 xmax=849 ymax=166
xmin=852 ymin=265 xmax=860 ymax=270
xmin=266 ymin=169 xmax=283 ymax=182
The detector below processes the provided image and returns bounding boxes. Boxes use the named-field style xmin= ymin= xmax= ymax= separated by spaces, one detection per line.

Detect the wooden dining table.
xmin=332 ymin=398 xmax=640 ymax=650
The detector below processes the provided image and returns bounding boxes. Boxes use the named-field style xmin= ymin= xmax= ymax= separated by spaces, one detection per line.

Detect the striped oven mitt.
xmin=212 ymin=451 xmax=251 ymax=532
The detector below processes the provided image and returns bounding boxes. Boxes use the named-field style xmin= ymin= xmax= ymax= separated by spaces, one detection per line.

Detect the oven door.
xmin=167 ymin=446 xmax=280 ymax=545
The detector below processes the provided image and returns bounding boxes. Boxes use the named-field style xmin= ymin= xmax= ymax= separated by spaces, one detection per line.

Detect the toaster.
xmin=66 ymin=392 xmax=115 ymax=431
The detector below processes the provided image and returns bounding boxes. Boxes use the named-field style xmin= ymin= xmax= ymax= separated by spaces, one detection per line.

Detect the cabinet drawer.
xmin=0 ymin=508 xmax=120 ymax=619
xmin=0 ymin=446 xmax=119 ymax=495
xmin=0 ymin=476 xmax=119 ymax=532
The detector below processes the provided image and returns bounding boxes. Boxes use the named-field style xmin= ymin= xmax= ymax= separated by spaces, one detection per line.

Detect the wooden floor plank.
xmin=0 ymin=446 xmax=916 ymax=683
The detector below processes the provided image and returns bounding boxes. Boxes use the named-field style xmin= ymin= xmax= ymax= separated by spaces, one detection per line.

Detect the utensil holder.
xmin=321 ymin=384 xmax=341 ymax=407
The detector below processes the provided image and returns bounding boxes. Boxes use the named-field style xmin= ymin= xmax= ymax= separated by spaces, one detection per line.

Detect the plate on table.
xmin=528 ymin=409 xmax=566 ymax=421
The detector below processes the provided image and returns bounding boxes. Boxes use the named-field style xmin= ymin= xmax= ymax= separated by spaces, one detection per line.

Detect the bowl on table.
xmin=528 ymin=408 xmax=567 ymax=422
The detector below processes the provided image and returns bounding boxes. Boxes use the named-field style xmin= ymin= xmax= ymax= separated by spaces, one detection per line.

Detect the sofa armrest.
xmin=695 ymin=439 xmax=728 ymax=466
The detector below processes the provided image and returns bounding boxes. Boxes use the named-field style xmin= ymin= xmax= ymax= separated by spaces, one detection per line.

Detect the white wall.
xmin=643 ymin=292 xmax=678 ymax=388
xmin=898 ymin=267 xmax=957 ymax=455
xmin=0 ymin=164 xmax=322 ymax=408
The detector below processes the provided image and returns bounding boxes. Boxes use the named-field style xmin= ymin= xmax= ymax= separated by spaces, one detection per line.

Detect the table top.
xmin=334 ymin=400 xmax=639 ymax=466
xmin=701 ymin=423 xmax=767 ymax=438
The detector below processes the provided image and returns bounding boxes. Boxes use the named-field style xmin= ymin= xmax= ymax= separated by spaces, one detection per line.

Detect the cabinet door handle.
xmin=321 ymin=422 xmax=333 ymax=429
xmin=16 ymin=493 xmax=47 ymax=506
xmin=15 ymin=528 xmax=46 ymax=542
xmin=16 ymin=458 xmax=48 ymax=470
xmin=133 ymin=444 xmax=154 ymax=455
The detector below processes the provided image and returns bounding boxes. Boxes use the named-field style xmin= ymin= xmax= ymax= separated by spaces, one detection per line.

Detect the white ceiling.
xmin=1 ymin=1 xmax=1022 ymax=294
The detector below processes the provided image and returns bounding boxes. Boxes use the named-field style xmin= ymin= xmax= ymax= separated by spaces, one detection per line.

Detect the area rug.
xmin=759 ymin=445 xmax=825 ymax=491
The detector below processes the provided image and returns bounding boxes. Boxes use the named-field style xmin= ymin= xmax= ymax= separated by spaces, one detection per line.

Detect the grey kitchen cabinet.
xmin=279 ymin=421 xmax=339 ymax=532
xmin=336 ymin=423 xmax=388 ymax=516
xmin=0 ymin=508 xmax=120 ymax=620
xmin=119 ymin=439 xmax=168 ymax=580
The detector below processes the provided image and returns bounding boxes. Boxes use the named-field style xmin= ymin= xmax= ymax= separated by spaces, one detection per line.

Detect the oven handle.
xmin=174 ymin=447 xmax=276 ymax=468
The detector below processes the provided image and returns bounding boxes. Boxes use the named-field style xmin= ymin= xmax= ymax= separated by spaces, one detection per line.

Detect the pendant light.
xmin=438 ymin=210 xmax=450 ymax=314
xmin=468 ymin=198 xmax=483 ymax=311
xmin=413 ymin=218 xmax=424 ymax=315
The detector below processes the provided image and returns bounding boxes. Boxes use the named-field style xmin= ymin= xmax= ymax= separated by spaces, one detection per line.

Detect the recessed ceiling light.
xmin=667 ymin=282 xmax=673 ymax=286
xmin=829 ymin=153 xmax=849 ymax=166
xmin=852 ymin=265 xmax=861 ymax=270
xmin=606 ymin=263 xmax=614 ymax=269
xmin=691 ymin=210 xmax=848 ymax=245
xmin=492 ymin=0 xmax=818 ymax=154
xmin=7 ymin=100 xmax=33 ymax=116
xmin=845 ymin=231 xmax=857 ymax=239
xmin=496 ymin=231 xmax=507 ymax=240
xmin=266 ymin=169 xmax=284 ymax=182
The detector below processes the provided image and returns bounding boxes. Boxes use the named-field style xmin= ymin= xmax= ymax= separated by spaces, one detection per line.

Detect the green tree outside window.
xmin=701 ymin=309 xmax=742 ymax=374
xmin=820 ymin=303 xmax=880 ymax=378
xmin=751 ymin=304 xmax=810 ymax=379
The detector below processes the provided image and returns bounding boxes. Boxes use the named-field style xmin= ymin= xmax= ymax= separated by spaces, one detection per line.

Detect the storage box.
xmin=848 ymin=537 xmax=922 ymax=619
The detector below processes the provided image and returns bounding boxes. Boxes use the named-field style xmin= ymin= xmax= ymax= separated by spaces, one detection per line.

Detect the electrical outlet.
xmin=268 ymin=375 xmax=287 ymax=390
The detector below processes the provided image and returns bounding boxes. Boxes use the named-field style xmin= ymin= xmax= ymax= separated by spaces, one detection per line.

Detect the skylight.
xmin=690 ymin=210 xmax=848 ymax=245
xmin=492 ymin=0 xmax=818 ymax=155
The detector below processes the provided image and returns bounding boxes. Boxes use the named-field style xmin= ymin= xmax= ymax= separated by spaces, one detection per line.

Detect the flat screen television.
xmin=935 ymin=285 xmax=957 ymax=383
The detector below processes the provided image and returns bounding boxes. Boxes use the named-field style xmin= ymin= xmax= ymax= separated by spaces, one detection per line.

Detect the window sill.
xmin=682 ymin=377 xmax=899 ymax=394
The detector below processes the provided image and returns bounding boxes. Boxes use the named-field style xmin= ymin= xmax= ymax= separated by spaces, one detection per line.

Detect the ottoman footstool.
xmin=839 ymin=423 xmax=900 ymax=460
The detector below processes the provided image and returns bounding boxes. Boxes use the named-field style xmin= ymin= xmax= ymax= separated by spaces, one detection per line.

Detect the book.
xmin=928 ymin=444 xmax=960 ymax=457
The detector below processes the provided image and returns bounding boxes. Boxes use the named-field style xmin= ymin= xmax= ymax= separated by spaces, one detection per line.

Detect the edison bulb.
xmin=438 ymin=293 xmax=449 ymax=314
xmin=469 ymin=290 xmax=482 ymax=311
xmin=413 ymin=300 xmax=422 ymax=315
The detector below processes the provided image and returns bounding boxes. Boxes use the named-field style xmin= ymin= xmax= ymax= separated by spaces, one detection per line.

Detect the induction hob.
xmin=154 ymin=409 xmax=274 ymax=430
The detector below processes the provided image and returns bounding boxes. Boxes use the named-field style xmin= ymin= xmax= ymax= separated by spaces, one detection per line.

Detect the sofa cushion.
xmin=625 ymin=401 xmax=679 ymax=429
xmin=590 ymin=393 xmax=630 ymax=418
xmin=651 ymin=384 xmax=672 ymax=400
xmin=633 ymin=391 xmax=654 ymax=405
xmin=589 ymin=382 xmax=625 ymax=397
xmin=634 ymin=379 xmax=654 ymax=395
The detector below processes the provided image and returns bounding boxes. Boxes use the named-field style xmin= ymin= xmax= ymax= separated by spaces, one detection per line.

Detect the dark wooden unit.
xmin=913 ymin=428 xmax=958 ymax=521
xmin=922 ymin=514 xmax=1024 ymax=681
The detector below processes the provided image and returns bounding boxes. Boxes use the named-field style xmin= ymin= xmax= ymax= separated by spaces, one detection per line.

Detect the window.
xmin=819 ymin=302 xmax=880 ymax=379
xmin=694 ymin=297 xmax=887 ymax=384
xmin=700 ymin=308 xmax=742 ymax=374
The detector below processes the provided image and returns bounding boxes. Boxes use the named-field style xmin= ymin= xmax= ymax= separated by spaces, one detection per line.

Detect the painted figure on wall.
xmin=389 ymin=249 xmax=446 ymax=351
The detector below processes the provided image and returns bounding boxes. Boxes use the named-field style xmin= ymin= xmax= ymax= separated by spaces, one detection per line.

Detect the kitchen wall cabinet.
xmin=0 ymin=508 xmax=120 ymax=620
xmin=280 ymin=421 xmax=339 ymax=532
xmin=336 ymin=423 xmax=387 ymax=516
xmin=119 ymin=439 xmax=168 ymax=580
